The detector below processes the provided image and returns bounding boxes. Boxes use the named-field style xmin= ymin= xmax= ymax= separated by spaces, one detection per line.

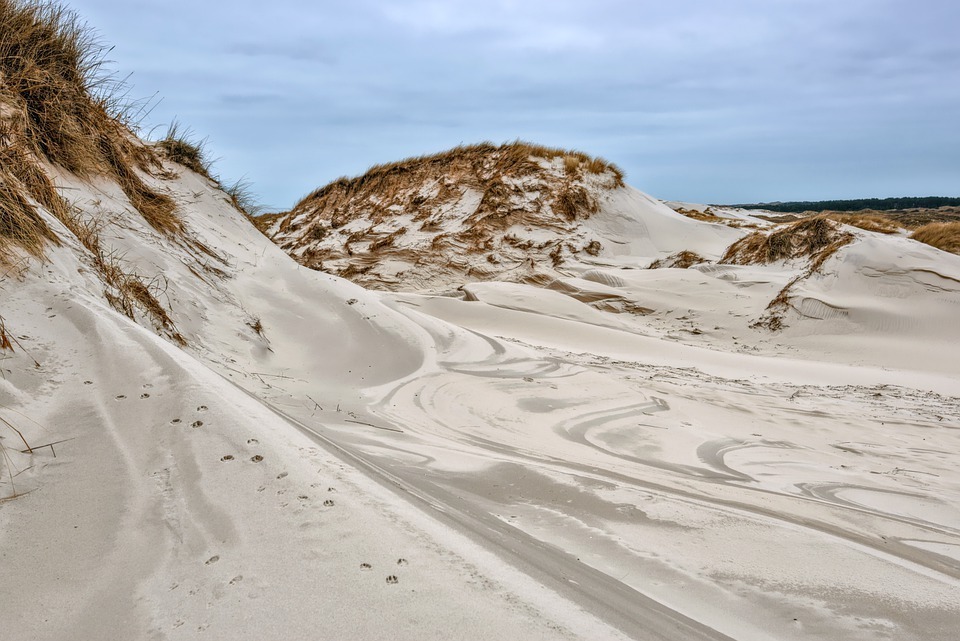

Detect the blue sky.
xmin=70 ymin=0 xmax=959 ymax=209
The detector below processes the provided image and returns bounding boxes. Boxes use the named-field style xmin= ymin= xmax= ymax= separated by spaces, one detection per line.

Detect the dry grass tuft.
xmin=673 ymin=207 xmax=726 ymax=224
xmin=223 ymin=178 xmax=262 ymax=217
xmin=824 ymin=212 xmax=901 ymax=234
xmin=295 ymin=141 xmax=624 ymax=209
xmin=649 ymin=250 xmax=706 ymax=269
xmin=156 ymin=121 xmax=212 ymax=179
xmin=0 ymin=142 xmax=68 ymax=260
xmin=909 ymin=222 xmax=960 ymax=255
xmin=0 ymin=0 xmax=182 ymax=245
xmin=721 ymin=217 xmax=853 ymax=265
xmin=262 ymin=140 xmax=626 ymax=289
xmin=0 ymin=314 xmax=13 ymax=350
xmin=90 ymin=241 xmax=185 ymax=344
xmin=727 ymin=218 xmax=856 ymax=331
xmin=0 ymin=171 xmax=57 ymax=258
xmin=669 ymin=206 xmax=758 ymax=229
xmin=553 ymin=186 xmax=598 ymax=220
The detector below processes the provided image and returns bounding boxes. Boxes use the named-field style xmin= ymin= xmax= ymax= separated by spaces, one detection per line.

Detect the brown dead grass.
xmin=824 ymin=212 xmax=901 ymax=234
xmin=0 ymin=314 xmax=12 ymax=350
xmin=721 ymin=217 xmax=853 ymax=265
xmin=156 ymin=121 xmax=212 ymax=179
xmin=729 ymin=218 xmax=856 ymax=331
xmin=669 ymin=206 xmax=758 ymax=229
xmin=674 ymin=207 xmax=725 ymax=224
xmin=295 ymin=141 xmax=624 ymax=210
xmin=84 ymin=225 xmax=185 ymax=344
xmin=0 ymin=0 xmax=181 ymax=253
xmin=0 ymin=170 xmax=58 ymax=259
xmin=910 ymin=222 xmax=960 ymax=255
xmin=553 ymin=185 xmax=598 ymax=220
xmin=649 ymin=250 xmax=706 ymax=269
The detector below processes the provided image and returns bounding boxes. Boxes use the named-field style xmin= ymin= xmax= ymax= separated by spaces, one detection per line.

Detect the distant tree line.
xmin=728 ymin=197 xmax=960 ymax=213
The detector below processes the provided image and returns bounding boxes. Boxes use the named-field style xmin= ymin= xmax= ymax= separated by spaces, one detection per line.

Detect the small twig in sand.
xmin=307 ymin=395 xmax=323 ymax=411
xmin=1 ymin=415 xmax=33 ymax=453
xmin=20 ymin=437 xmax=75 ymax=458
xmin=344 ymin=419 xmax=403 ymax=434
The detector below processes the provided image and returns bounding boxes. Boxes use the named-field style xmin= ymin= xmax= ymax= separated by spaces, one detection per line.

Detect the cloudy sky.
xmin=70 ymin=0 xmax=959 ymax=209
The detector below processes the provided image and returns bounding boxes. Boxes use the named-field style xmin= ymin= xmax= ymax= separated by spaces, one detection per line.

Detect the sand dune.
xmin=2 ymin=19 xmax=959 ymax=638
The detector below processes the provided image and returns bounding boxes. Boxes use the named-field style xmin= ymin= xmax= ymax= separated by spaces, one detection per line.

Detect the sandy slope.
xmin=3 ymin=155 xmax=960 ymax=640
xmin=0 ymin=166 xmax=626 ymax=640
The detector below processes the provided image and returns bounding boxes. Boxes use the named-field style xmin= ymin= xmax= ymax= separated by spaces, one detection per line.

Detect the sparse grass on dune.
xmin=910 ymin=222 xmax=960 ymax=255
xmin=0 ymin=0 xmax=181 ymax=254
xmin=721 ymin=217 xmax=856 ymax=331
xmin=0 ymin=314 xmax=13 ymax=350
xmin=223 ymin=178 xmax=263 ymax=217
xmin=0 ymin=171 xmax=58 ymax=259
xmin=156 ymin=121 xmax=213 ymax=179
xmin=648 ymin=250 xmax=706 ymax=269
xmin=264 ymin=141 xmax=627 ymax=287
xmin=823 ymin=212 xmax=901 ymax=234
xmin=297 ymin=141 xmax=625 ymax=208
xmin=721 ymin=217 xmax=853 ymax=265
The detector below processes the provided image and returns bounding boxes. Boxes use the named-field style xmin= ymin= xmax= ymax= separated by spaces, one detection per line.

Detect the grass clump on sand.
xmin=156 ymin=124 xmax=264 ymax=217
xmin=910 ymin=222 xmax=960 ymax=255
xmin=823 ymin=212 xmax=901 ymax=234
xmin=156 ymin=121 xmax=213 ymax=180
xmin=0 ymin=0 xmax=180 ymax=254
xmin=297 ymin=141 xmax=625 ymax=210
xmin=722 ymin=217 xmax=856 ymax=332
xmin=0 ymin=1 xmax=188 ymax=341
xmin=648 ymin=250 xmax=706 ymax=269
xmin=721 ymin=217 xmax=853 ymax=266
xmin=0 ymin=314 xmax=13 ymax=350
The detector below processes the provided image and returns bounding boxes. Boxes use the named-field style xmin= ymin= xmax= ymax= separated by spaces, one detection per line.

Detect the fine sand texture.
xmin=2 ymin=150 xmax=959 ymax=640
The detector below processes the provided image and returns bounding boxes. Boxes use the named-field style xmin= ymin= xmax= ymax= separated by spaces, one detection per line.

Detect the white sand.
xmin=2 ymin=160 xmax=959 ymax=640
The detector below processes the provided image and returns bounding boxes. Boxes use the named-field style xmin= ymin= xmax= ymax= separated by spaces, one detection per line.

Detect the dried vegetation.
xmin=648 ymin=250 xmax=706 ymax=270
xmin=0 ymin=0 xmax=182 ymax=258
xmin=264 ymin=141 xmax=625 ymax=289
xmin=823 ymin=212 xmax=900 ymax=234
xmin=910 ymin=222 xmax=960 ymax=256
xmin=721 ymin=217 xmax=853 ymax=266
xmin=0 ymin=0 xmax=186 ymax=343
xmin=721 ymin=217 xmax=855 ymax=331
xmin=156 ymin=121 xmax=212 ymax=179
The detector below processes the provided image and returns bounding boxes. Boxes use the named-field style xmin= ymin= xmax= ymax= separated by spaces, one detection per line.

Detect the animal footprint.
xmin=115 ymin=395 xmax=126 ymax=400
xmin=83 ymin=380 xmax=93 ymax=385
xmin=191 ymin=420 xmax=203 ymax=428
xmin=221 ymin=455 xmax=234 ymax=462
xmin=197 ymin=405 xmax=208 ymax=412
xmin=229 ymin=575 xmax=243 ymax=585
xmin=327 ymin=487 xmax=336 ymax=492
xmin=276 ymin=472 xmax=288 ymax=479
xmin=171 ymin=418 xmax=182 ymax=425
xmin=247 ymin=438 xmax=259 ymax=445
xmin=205 ymin=555 xmax=220 ymax=565
xmin=250 ymin=455 xmax=263 ymax=463
xmin=396 ymin=558 xmax=408 ymax=566
xmin=140 ymin=393 xmax=150 ymax=399
xmin=323 ymin=499 xmax=335 ymax=507
xmin=360 ymin=563 xmax=372 ymax=571
xmin=385 ymin=575 xmax=398 ymax=584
